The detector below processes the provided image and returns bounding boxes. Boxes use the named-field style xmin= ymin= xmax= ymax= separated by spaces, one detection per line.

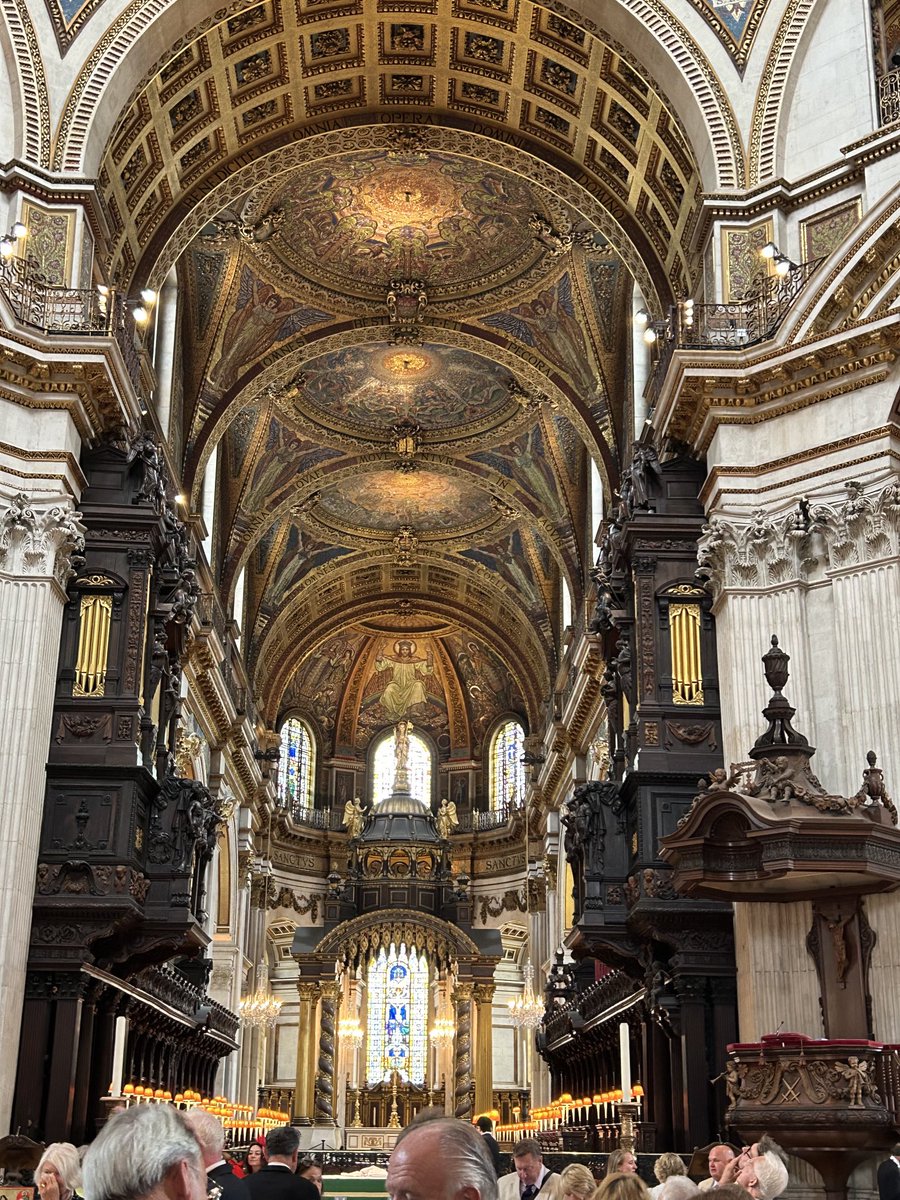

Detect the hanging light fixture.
xmin=429 ymin=977 xmax=455 ymax=1045
xmin=508 ymin=805 xmax=545 ymax=1030
xmin=240 ymin=815 xmax=283 ymax=1030
xmin=338 ymin=966 xmax=364 ymax=1047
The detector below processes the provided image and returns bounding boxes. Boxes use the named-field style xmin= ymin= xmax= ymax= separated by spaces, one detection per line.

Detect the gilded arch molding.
xmin=309 ymin=908 xmax=484 ymax=970
xmin=0 ymin=0 xmax=50 ymax=166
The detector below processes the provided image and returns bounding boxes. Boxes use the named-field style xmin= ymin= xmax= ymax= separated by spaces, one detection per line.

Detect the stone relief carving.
xmin=0 ymin=492 xmax=85 ymax=583
xmin=697 ymin=479 xmax=900 ymax=599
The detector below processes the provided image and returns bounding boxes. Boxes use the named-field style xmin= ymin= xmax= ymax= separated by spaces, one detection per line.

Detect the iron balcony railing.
xmin=0 ymin=254 xmax=144 ymax=390
xmin=644 ymin=256 xmax=822 ymax=410
xmin=879 ymin=65 xmax=900 ymax=127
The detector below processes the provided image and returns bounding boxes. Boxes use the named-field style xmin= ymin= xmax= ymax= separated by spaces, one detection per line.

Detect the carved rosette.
xmin=314 ymin=981 xmax=338 ymax=1123
xmin=697 ymin=480 xmax=900 ymax=601
xmin=0 ymin=492 xmax=85 ymax=586
xmin=453 ymin=982 xmax=474 ymax=1120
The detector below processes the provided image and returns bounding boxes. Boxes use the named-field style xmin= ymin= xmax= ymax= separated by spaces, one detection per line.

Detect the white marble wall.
xmin=0 ymin=490 xmax=84 ymax=1134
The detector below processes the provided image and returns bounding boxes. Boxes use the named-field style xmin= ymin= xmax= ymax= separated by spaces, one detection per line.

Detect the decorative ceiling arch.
xmin=256 ymin=574 xmax=551 ymax=728
xmin=94 ymin=6 xmax=707 ymax=299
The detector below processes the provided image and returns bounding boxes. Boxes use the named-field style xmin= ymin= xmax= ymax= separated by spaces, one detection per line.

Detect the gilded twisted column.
xmin=473 ymin=982 xmax=495 ymax=1116
xmin=453 ymin=981 xmax=474 ymax=1120
xmin=314 ymin=980 xmax=338 ymax=1123
xmin=293 ymin=982 xmax=319 ymax=1122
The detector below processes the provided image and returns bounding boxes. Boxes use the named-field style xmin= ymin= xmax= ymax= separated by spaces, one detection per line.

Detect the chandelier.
xmin=508 ymin=961 xmax=544 ymax=1029
xmin=240 ymin=816 xmax=282 ymax=1030
xmin=507 ymin=801 xmax=545 ymax=1031
xmin=429 ymin=990 xmax=455 ymax=1045
xmin=239 ymin=962 xmax=282 ymax=1029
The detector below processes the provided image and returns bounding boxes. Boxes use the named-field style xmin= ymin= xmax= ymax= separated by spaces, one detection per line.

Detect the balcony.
xmin=0 ymin=254 xmax=147 ymax=392
xmin=644 ymin=256 xmax=822 ymax=411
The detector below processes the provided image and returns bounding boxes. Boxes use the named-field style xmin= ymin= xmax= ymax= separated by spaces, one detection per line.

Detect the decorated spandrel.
xmin=366 ymin=942 xmax=429 ymax=1085
xmin=490 ymin=718 xmax=525 ymax=810
xmin=277 ymin=717 xmax=314 ymax=807
xmin=372 ymin=729 xmax=432 ymax=804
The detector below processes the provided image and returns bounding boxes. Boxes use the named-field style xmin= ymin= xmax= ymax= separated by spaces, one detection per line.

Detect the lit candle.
xmin=110 ymin=1016 xmax=127 ymax=1097
xmin=619 ymin=1022 xmax=632 ymax=1102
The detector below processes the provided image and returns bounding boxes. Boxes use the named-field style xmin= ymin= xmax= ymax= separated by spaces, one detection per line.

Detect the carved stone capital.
xmin=698 ymin=480 xmax=900 ymax=600
xmin=298 ymin=982 xmax=319 ymax=1003
xmin=473 ymin=983 xmax=495 ymax=1005
xmin=0 ymin=492 xmax=85 ymax=586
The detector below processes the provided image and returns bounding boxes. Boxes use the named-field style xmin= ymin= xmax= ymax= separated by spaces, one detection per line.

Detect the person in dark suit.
xmin=877 ymin=1147 xmax=900 ymax=1200
xmin=475 ymin=1117 xmax=504 ymax=1179
xmin=185 ymin=1111 xmax=250 ymax=1200
xmin=244 ymin=1128 xmax=317 ymax=1200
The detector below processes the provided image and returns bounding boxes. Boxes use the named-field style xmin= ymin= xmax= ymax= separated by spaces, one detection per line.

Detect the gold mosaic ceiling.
xmin=93 ymin=0 xmax=698 ymax=741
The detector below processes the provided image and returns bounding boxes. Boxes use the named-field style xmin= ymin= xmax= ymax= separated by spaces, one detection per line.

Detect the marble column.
xmin=0 ymin=492 xmax=84 ymax=1135
xmin=473 ymin=982 xmax=495 ymax=1116
xmin=292 ymin=982 xmax=318 ymax=1123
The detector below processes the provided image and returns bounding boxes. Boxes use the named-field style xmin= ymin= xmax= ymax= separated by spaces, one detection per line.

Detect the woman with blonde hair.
xmin=592 ymin=1173 xmax=651 ymax=1200
xmin=555 ymin=1164 xmax=597 ymax=1200
xmin=605 ymin=1151 xmax=638 ymax=1177
xmin=36 ymin=1144 xmax=83 ymax=1200
xmin=650 ymin=1154 xmax=687 ymax=1199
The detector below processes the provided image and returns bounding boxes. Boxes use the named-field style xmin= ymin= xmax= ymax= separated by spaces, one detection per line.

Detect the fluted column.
xmin=314 ymin=980 xmax=338 ymax=1124
xmin=453 ymin=981 xmax=474 ymax=1120
xmin=0 ymin=492 xmax=83 ymax=1135
xmin=293 ymin=982 xmax=318 ymax=1123
xmin=473 ymin=983 xmax=495 ymax=1116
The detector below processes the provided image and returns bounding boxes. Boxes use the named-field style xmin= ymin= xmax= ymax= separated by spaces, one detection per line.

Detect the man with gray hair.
xmin=736 ymin=1153 xmax=789 ymax=1200
xmin=83 ymin=1104 xmax=206 ymax=1200
xmin=387 ymin=1117 xmax=498 ymax=1200
xmin=185 ymin=1110 xmax=248 ymax=1200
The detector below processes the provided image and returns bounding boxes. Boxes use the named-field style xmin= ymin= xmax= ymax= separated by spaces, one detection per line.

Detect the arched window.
xmin=365 ymin=942 xmax=429 ymax=1085
xmin=278 ymin=717 xmax=315 ymax=811
xmin=372 ymin=729 xmax=432 ymax=806
xmin=489 ymin=719 xmax=525 ymax=811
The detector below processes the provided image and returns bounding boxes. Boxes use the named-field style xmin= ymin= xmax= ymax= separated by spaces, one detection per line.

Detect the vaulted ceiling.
xmin=94 ymin=0 xmax=706 ymax=758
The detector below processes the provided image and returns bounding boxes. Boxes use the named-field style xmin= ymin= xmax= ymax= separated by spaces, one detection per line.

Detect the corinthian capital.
xmin=698 ymin=479 xmax=900 ymax=600
xmin=0 ymin=492 xmax=85 ymax=585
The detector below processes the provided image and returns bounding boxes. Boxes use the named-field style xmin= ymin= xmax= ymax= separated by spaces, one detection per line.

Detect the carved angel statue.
xmin=436 ymin=797 xmax=459 ymax=840
xmin=835 ymin=1056 xmax=871 ymax=1107
xmin=342 ymin=796 xmax=366 ymax=840
xmin=710 ymin=1062 xmax=741 ymax=1105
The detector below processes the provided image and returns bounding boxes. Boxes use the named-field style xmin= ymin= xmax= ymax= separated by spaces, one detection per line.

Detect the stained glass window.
xmin=489 ymin=719 xmax=525 ymax=811
xmin=372 ymin=729 xmax=432 ymax=806
xmin=365 ymin=942 xmax=429 ymax=1084
xmin=277 ymin=717 xmax=315 ymax=810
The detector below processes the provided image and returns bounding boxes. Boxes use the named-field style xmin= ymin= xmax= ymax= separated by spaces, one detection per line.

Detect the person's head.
xmin=592 ymin=1173 xmax=649 ymax=1200
xmin=245 ymin=1146 xmax=265 ymax=1174
xmin=82 ymin=1105 xmax=205 ymax=1200
xmin=713 ymin=1187 xmax=753 ymax=1200
xmin=605 ymin=1152 xmax=638 ymax=1178
xmin=558 ymin=1163 xmax=596 ymax=1200
xmin=37 ymin=1145 xmax=83 ymax=1200
xmin=737 ymin=1153 xmax=788 ymax=1200
xmin=265 ymin=1127 xmax=300 ymax=1169
xmin=512 ymin=1139 xmax=544 ymax=1187
xmin=659 ymin=1180 xmax=699 ymax=1200
xmin=653 ymin=1155 xmax=686 ymax=1186
xmin=184 ymin=1111 xmax=225 ymax=1168
xmin=708 ymin=1147 xmax=736 ymax=1182
xmin=298 ymin=1159 xmax=322 ymax=1194
xmin=387 ymin=1117 xmax=497 ymax=1200
xmin=474 ymin=1117 xmax=493 ymax=1134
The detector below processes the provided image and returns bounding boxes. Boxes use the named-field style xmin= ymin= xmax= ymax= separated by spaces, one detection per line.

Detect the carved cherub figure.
xmin=711 ymin=1063 xmax=741 ymax=1105
xmin=835 ymin=1056 xmax=870 ymax=1107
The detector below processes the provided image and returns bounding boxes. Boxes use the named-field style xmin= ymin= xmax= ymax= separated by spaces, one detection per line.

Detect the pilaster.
xmin=0 ymin=490 xmax=83 ymax=1134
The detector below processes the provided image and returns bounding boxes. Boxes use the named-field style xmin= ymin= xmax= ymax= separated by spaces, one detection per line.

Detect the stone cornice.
xmin=651 ymin=320 xmax=900 ymax=454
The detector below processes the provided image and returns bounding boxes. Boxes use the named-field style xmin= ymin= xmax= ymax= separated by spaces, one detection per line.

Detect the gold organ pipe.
xmin=73 ymin=593 xmax=112 ymax=697
xmin=670 ymin=603 xmax=703 ymax=705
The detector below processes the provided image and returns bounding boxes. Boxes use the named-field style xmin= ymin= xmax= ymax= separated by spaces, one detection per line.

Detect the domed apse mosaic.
xmin=313 ymin=468 xmax=496 ymax=533
xmin=256 ymin=150 xmax=548 ymax=297
xmin=299 ymin=342 xmax=514 ymax=433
